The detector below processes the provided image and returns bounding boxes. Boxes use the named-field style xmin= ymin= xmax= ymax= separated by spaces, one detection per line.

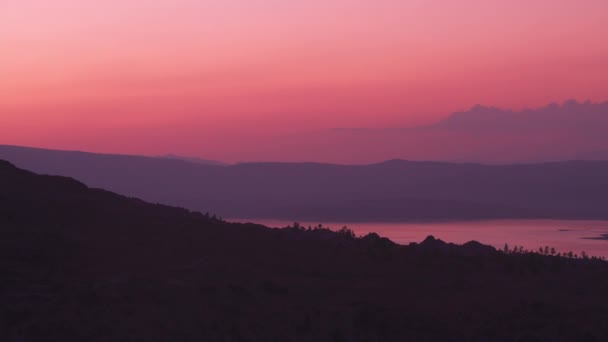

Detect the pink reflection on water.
xmin=236 ymin=219 xmax=608 ymax=258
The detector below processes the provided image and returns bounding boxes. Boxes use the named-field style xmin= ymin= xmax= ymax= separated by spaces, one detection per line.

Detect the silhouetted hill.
xmin=2 ymin=160 xmax=608 ymax=341
xmin=2 ymin=144 xmax=608 ymax=221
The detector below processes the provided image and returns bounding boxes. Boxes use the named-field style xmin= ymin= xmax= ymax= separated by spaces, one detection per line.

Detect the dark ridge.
xmin=584 ymin=233 xmax=608 ymax=240
xmin=0 ymin=159 xmax=13 ymax=166
xmin=2 ymin=160 xmax=608 ymax=341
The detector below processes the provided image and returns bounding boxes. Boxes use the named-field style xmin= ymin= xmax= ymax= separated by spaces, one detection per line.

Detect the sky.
xmin=1 ymin=0 xmax=608 ymax=162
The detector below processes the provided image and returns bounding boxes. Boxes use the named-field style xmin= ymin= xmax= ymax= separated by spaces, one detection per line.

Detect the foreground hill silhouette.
xmin=1 ymin=160 xmax=608 ymax=341
xmin=2 ymin=144 xmax=608 ymax=221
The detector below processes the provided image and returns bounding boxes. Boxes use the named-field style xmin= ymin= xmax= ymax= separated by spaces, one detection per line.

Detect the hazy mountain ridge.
xmin=2 ymin=145 xmax=608 ymax=221
xmin=334 ymin=100 xmax=608 ymax=133
xmin=330 ymin=100 xmax=608 ymax=163
xmin=436 ymin=100 xmax=608 ymax=132
xmin=159 ymin=153 xmax=228 ymax=166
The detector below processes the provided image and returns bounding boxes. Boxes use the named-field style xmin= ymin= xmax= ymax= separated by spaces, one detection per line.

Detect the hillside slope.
xmin=1 ymin=160 xmax=608 ymax=341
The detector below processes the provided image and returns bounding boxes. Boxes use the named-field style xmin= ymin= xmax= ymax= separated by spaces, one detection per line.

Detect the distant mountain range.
xmin=434 ymin=100 xmax=608 ymax=132
xmin=330 ymin=100 xmax=608 ymax=163
xmin=158 ymin=153 xmax=228 ymax=166
xmin=2 ymin=144 xmax=608 ymax=221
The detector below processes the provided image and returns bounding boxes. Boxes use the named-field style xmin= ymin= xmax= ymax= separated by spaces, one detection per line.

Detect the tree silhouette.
xmin=338 ymin=226 xmax=356 ymax=239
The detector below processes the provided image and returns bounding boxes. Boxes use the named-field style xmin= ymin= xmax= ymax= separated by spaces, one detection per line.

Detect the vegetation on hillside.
xmin=2 ymin=160 xmax=608 ymax=341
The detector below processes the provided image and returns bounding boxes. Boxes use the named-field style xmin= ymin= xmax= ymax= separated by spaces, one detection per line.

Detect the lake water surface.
xmin=235 ymin=219 xmax=608 ymax=258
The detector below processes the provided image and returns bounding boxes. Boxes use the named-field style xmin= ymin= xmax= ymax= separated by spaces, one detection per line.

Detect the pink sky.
xmin=1 ymin=0 xmax=608 ymax=162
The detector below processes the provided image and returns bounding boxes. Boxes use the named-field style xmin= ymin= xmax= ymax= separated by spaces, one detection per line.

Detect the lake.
xmin=234 ymin=219 xmax=608 ymax=258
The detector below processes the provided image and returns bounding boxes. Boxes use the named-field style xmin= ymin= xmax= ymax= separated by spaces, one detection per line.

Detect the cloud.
xmin=327 ymin=100 xmax=608 ymax=163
